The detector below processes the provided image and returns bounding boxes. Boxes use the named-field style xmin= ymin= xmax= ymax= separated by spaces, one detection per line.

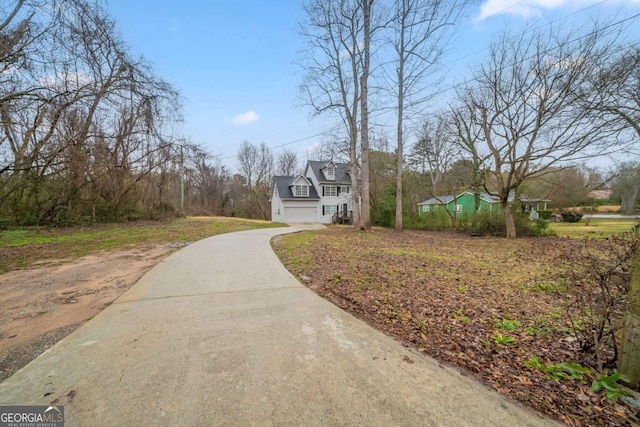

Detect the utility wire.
xmin=216 ymin=8 xmax=639 ymax=163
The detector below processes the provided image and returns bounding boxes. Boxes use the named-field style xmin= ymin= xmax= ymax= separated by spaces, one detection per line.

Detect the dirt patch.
xmin=0 ymin=245 xmax=174 ymax=382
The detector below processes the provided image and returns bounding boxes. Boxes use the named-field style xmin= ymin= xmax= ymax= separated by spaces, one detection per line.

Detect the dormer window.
xmin=294 ymin=184 xmax=308 ymax=197
xmin=324 ymin=163 xmax=335 ymax=180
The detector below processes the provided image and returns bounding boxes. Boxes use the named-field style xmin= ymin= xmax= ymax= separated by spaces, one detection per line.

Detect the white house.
xmin=270 ymin=160 xmax=353 ymax=223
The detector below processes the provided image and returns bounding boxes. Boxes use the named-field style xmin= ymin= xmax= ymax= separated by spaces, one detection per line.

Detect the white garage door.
xmin=284 ymin=206 xmax=316 ymax=223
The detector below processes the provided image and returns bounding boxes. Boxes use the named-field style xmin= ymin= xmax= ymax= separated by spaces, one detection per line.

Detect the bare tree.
xmin=357 ymin=0 xmax=374 ymax=230
xmin=409 ymin=114 xmax=460 ymax=197
xmin=276 ymin=149 xmax=299 ymax=176
xmin=587 ymin=45 xmax=640 ymax=143
xmin=299 ymin=0 xmax=363 ymax=227
xmin=388 ymin=0 xmax=467 ymax=231
xmin=236 ymin=141 xmax=274 ymax=219
xmin=0 ymin=0 xmax=184 ymax=224
xmin=454 ymin=24 xmax=618 ymax=238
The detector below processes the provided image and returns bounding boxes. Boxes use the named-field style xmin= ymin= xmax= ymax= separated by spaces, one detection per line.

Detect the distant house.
xmin=270 ymin=160 xmax=353 ymax=224
xmin=418 ymin=191 xmax=550 ymax=217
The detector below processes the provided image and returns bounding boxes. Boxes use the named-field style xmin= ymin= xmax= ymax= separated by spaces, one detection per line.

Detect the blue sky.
xmin=106 ymin=0 xmax=640 ymax=171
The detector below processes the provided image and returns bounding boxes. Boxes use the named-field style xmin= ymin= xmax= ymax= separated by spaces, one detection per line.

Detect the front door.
xmin=342 ymin=203 xmax=348 ymax=215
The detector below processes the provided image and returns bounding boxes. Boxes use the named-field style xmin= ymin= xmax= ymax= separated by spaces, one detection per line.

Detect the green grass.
xmin=0 ymin=217 xmax=286 ymax=273
xmin=549 ymin=219 xmax=638 ymax=238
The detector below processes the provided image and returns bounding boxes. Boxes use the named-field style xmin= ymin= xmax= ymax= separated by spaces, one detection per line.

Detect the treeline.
xmin=2 ymin=1 xmax=639 ymax=228
xmin=0 ymin=0 xmax=239 ymax=225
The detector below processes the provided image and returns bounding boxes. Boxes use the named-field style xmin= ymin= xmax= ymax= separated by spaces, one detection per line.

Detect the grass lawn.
xmin=550 ymin=218 xmax=638 ymax=238
xmin=0 ymin=216 xmax=285 ymax=273
xmin=272 ymin=227 xmax=638 ymax=426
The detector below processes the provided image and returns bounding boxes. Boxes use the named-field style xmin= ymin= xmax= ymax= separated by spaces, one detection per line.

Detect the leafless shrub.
xmin=563 ymin=234 xmax=639 ymax=371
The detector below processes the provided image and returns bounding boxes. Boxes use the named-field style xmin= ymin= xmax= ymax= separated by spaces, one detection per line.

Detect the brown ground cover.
xmin=272 ymin=227 xmax=639 ymax=426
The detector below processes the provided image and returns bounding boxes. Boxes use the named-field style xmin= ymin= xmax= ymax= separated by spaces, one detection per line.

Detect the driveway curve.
xmin=0 ymin=225 xmax=560 ymax=426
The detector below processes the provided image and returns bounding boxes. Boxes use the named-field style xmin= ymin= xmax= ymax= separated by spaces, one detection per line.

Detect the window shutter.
xmin=337 ymin=186 xmax=341 ymax=196
xmin=322 ymin=206 xmax=325 ymax=215
xmin=322 ymin=186 xmax=325 ymax=197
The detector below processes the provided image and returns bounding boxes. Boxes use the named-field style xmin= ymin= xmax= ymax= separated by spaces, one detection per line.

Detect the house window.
xmin=340 ymin=186 xmax=350 ymax=194
xmin=423 ymin=205 xmax=430 ymax=212
xmin=294 ymin=185 xmax=308 ymax=197
xmin=455 ymin=204 xmax=463 ymax=213
xmin=324 ymin=185 xmax=337 ymax=197
xmin=326 ymin=165 xmax=335 ymax=178
xmin=323 ymin=205 xmax=338 ymax=216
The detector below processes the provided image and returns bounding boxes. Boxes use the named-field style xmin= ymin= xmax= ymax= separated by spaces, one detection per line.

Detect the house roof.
xmin=418 ymin=190 xmax=550 ymax=205
xmin=273 ymin=176 xmax=320 ymax=200
xmin=307 ymin=160 xmax=351 ymax=184
xmin=418 ymin=191 xmax=495 ymax=206
xmin=418 ymin=195 xmax=456 ymax=206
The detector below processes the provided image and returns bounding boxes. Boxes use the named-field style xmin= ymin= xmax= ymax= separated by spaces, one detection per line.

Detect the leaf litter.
xmin=272 ymin=227 xmax=640 ymax=426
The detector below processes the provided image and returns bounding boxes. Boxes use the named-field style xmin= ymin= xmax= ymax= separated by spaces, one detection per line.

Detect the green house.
xmin=418 ymin=191 xmax=497 ymax=218
xmin=418 ymin=191 xmax=549 ymax=218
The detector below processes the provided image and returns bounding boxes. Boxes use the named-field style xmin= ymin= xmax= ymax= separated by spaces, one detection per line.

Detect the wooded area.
xmin=1 ymin=1 xmax=639 ymax=230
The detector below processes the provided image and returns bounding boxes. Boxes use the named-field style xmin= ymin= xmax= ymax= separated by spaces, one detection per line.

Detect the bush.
xmin=468 ymin=210 xmax=505 ymax=236
xmin=538 ymin=210 xmax=553 ymax=220
xmin=409 ymin=209 xmax=451 ymax=231
xmin=467 ymin=210 xmax=547 ymax=237
xmin=561 ymin=211 xmax=583 ymax=222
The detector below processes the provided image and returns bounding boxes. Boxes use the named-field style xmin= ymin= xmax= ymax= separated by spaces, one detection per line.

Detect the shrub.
xmin=561 ymin=211 xmax=583 ymax=222
xmin=538 ymin=210 xmax=553 ymax=220
xmin=410 ymin=209 xmax=451 ymax=231
xmin=562 ymin=235 xmax=639 ymax=371
xmin=467 ymin=210 xmax=544 ymax=237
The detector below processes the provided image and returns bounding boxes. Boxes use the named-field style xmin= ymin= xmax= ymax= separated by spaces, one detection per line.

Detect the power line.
xmin=217 ymin=8 xmax=639 ymax=164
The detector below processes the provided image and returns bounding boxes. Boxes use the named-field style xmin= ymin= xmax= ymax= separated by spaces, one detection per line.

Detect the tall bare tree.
xmin=300 ymin=0 xmax=363 ymax=227
xmin=389 ymin=0 xmax=466 ymax=231
xmin=357 ymin=0 xmax=375 ymax=230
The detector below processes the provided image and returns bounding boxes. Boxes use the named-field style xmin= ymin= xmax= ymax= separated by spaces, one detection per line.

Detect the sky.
xmin=106 ymin=0 xmax=640 ymax=172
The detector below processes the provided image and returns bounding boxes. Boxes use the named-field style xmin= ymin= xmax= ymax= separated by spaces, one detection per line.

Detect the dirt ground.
xmin=0 ymin=244 xmax=180 ymax=382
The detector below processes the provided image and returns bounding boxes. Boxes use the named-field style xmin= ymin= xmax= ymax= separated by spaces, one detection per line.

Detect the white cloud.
xmin=229 ymin=111 xmax=260 ymax=125
xmin=475 ymin=0 xmax=632 ymax=21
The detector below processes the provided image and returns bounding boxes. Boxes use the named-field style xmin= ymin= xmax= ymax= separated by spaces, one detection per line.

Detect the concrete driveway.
xmin=0 ymin=225 xmax=560 ymax=426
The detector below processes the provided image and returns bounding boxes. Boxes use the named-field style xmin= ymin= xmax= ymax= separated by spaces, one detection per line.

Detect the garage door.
xmin=284 ymin=206 xmax=316 ymax=223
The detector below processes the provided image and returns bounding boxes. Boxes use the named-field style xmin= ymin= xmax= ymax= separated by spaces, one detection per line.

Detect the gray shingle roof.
xmin=273 ymin=176 xmax=320 ymax=200
xmin=307 ymin=160 xmax=351 ymax=184
xmin=418 ymin=190 xmax=550 ymax=205
xmin=418 ymin=195 xmax=456 ymax=205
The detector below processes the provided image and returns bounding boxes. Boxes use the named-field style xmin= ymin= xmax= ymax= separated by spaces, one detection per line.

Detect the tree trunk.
xmin=358 ymin=0 xmax=372 ymax=231
xmin=395 ymin=143 xmax=403 ymax=231
xmin=350 ymin=143 xmax=360 ymax=227
xmin=620 ymin=186 xmax=640 ymax=214
xmin=503 ymin=200 xmax=516 ymax=239
xmin=394 ymin=3 xmax=405 ymax=232
xmin=619 ymin=248 xmax=640 ymax=389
